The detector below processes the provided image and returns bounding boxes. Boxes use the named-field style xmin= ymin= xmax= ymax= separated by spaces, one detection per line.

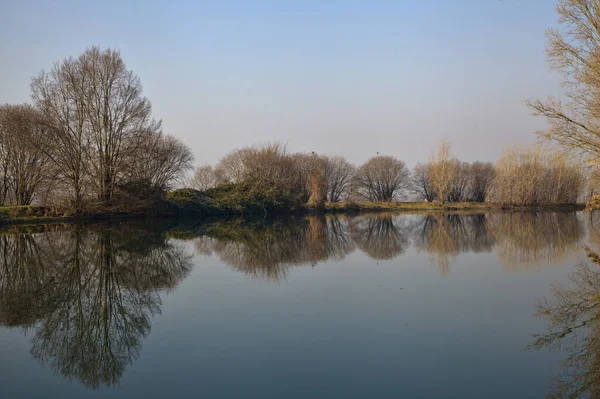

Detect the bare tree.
xmin=428 ymin=140 xmax=458 ymax=203
xmin=213 ymin=143 xmax=308 ymax=206
xmin=352 ymin=156 xmax=411 ymax=202
xmin=325 ymin=156 xmax=355 ymax=202
xmin=241 ymin=143 xmax=304 ymax=195
xmin=31 ymin=56 xmax=90 ymax=211
xmin=189 ymin=165 xmax=217 ymax=191
xmin=129 ymin=131 xmax=193 ymax=190
xmin=306 ymin=154 xmax=328 ymax=208
xmin=525 ymin=1 xmax=600 ymax=209
xmin=447 ymin=161 xmax=470 ymax=202
xmin=468 ymin=162 xmax=495 ymax=202
xmin=411 ymin=163 xmax=436 ymax=202
xmin=0 ymin=104 xmax=50 ymax=205
xmin=526 ymin=1 xmax=600 ymax=160
xmin=489 ymin=145 xmax=585 ymax=205
xmin=31 ymin=47 xmax=164 ymax=210
xmin=213 ymin=148 xmax=251 ymax=185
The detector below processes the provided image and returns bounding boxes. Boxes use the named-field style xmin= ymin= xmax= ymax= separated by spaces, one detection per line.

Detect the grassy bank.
xmin=0 ymin=199 xmax=585 ymax=226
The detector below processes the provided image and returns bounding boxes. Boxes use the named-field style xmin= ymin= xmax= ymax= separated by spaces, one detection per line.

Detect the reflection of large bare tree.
xmin=0 ymin=233 xmax=63 ymax=327
xmin=0 ymin=224 xmax=191 ymax=389
xmin=532 ymin=245 xmax=600 ymax=399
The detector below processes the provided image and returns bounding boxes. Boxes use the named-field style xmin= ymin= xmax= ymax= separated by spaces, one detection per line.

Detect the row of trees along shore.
xmin=0 ymin=42 xmax=593 ymax=216
xmin=187 ymin=140 xmax=587 ymax=210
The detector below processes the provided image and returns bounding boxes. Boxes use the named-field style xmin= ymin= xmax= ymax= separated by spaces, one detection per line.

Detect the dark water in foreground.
xmin=0 ymin=211 xmax=598 ymax=398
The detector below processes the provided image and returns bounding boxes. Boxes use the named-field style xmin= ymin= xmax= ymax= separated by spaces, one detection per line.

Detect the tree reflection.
xmin=492 ymin=212 xmax=582 ymax=270
xmin=412 ymin=214 xmax=495 ymax=273
xmin=186 ymin=212 xmax=585 ymax=279
xmin=0 ymin=224 xmax=192 ymax=389
xmin=531 ymin=244 xmax=600 ymax=398
xmin=195 ymin=217 xmax=355 ymax=280
xmin=349 ymin=214 xmax=409 ymax=260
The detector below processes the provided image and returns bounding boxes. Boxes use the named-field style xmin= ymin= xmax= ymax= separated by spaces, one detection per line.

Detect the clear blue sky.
xmin=0 ymin=0 xmax=560 ymax=167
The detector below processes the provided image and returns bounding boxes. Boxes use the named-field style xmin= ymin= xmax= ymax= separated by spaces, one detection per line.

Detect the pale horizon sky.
xmin=0 ymin=0 xmax=561 ymax=168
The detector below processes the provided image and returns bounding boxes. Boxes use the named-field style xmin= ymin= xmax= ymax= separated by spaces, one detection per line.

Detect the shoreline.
xmin=0 ymin=202 xmax=586 ymax=227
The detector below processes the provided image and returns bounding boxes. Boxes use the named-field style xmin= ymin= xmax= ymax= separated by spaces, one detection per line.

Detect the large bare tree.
xmin=31 ymin=56 xmax=90 ymax=211
xmin=31 ymin=47 xmax=165 ymax=210
xmin=352 ymin=156 xmax=410 ymax=202
xmin=526 ymin=1 xmax=600 ymax=204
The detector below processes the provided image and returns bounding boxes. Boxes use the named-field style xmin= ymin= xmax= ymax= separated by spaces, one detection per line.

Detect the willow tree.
xmin=526 ymin=1 xmax=600 ymax=206
xmin=31 ymin=47 xmax=162 ymax=210
xmin=428 ymin=140 xmax=457 ymax=203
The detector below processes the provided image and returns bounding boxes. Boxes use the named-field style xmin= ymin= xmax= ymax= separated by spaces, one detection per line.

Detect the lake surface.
xmin=0 ymin=211 xmax=598 ymax=398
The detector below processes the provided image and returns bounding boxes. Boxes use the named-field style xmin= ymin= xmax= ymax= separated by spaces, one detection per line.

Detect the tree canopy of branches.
xmin=189 ymin=165 xmax=217 ymax=191
xmin=0 ymin=104 xmax=50 ymax=206
xmin=411 ymin=163 xmax=436 ymax=202
xmin=30 ymin=46 xmax=192 ymax=212
xmin=428 ymin=140 xmax=458 ymax=203
xmin=527 ymin=1 xmax=600 ymax=158
xmin=489 ymin=146 xmax=585 ymax=205
xmin=526 ymin=1 xmax=600 ymax=208
xmin=352 ymin=156 xmax=410 ymax=202
xmin=325 ymin=155 xmax=355 ymax=202
xmin=469 ymin=162 xmax=496 ymax=202
xmin=208 ymin=143 xmax=358 ymax=208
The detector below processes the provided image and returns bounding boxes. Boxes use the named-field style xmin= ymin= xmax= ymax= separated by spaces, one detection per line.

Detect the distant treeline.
xmin=185 ymin=140 xmax=587 ymax=212
xmin=0 ymin=46 xmax=590 ymax=217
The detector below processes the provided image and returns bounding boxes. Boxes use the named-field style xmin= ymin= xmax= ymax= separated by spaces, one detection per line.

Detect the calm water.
xmin=0 ymin=211 xmax=597 ymax=398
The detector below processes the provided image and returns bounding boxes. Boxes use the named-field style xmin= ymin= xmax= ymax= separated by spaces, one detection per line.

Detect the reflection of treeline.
xmin=0 ymin=224 xmax=192 ymax=389
xmin=192 ymin=216 xmax=355 ymax=280
xmin=491 ymin=212 xmax=583 ymax=269
xmin=180 ymin=212 xmax=584 ymax=278
xmin=412 ymin=214 xmax=496 ymax=273
xmin=415 ymin=212 xmax=582 ymax=271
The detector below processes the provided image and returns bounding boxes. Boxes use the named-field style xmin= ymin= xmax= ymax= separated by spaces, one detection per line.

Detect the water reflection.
xmin=492 ymin=212 xmax=583 ymax=270
xmin=0 ymin=223 xmax=192 ymax=389
xmin=0 ymin=212 xmax=588 ymax=391
xmin=349 ymin=213 xmax=409 ymax=260
xmin=531 ymin=220 xmax=600 ymax=399
xmin=192 ymin=216 xmax=355 ymax=280
xmin=188 ymin=212 xmax=583 ymax=278
xmin=412 ymin=214 xmax=496 ymax=273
